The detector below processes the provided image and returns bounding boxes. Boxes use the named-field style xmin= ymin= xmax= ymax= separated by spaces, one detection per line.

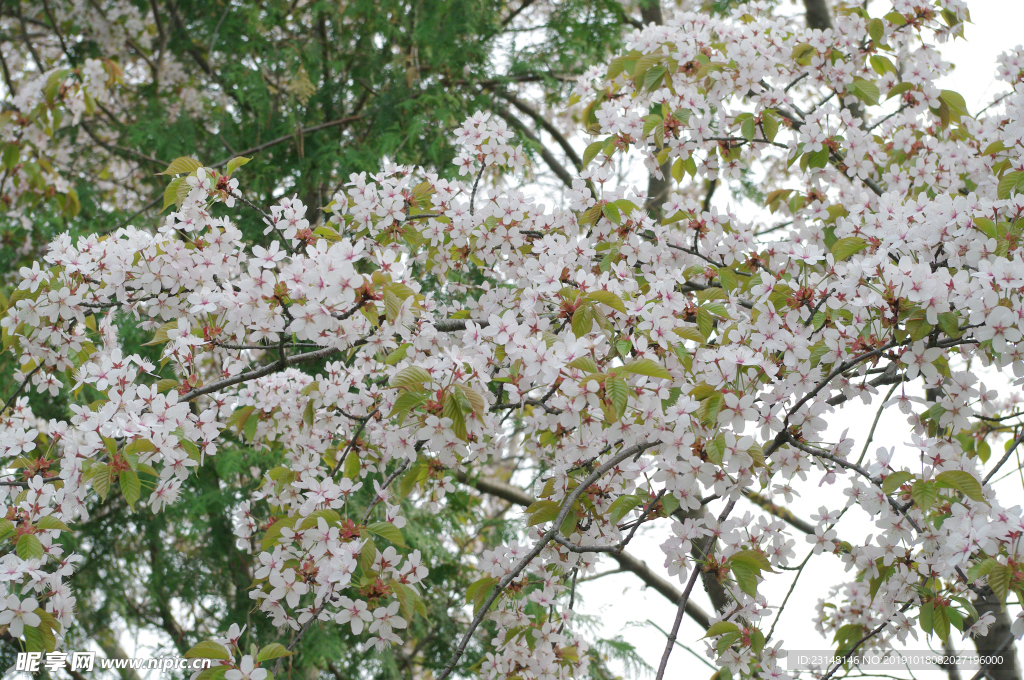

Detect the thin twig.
xmin=436 ymin=440 xmax=662 ymax=680
xmin=0 ymin=364 xmax=42 ymax=415
xmin=655 ymin=498 xmax=736 ymax=680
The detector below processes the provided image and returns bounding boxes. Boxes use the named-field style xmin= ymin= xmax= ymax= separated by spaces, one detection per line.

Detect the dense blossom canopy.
xmin=2 ymin=0 xmax=1024 ymax=679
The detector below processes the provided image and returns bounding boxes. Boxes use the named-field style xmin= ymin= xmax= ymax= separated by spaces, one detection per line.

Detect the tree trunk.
xmin=802 ymin=0 xmax=833 ymax=30
xmin=638 ymin=0 xmax=663 ymax=26
xmin=973 ymin=590 xmax=1021 ymax=680
xmin=637 ymin=1 xmax=674 ymax=220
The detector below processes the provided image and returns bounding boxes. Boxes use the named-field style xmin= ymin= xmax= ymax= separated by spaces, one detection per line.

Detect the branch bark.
xmin=803 ymin=0 xmax=834 ymax=30
xmin=491 ymin=106 xmax=575 ymax=188
xmin=971 ymin=589 xmax=1021 ymax=680
xmin=454 ymin=469 xmax=712 ymax=630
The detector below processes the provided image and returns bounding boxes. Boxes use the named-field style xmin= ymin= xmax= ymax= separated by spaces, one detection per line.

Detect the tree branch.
xmin=453 ymin=469 xmax=712 ymax=629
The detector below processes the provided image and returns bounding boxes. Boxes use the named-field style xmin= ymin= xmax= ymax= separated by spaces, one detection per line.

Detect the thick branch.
xmin=492 ymin=106 xmax=574 ymax=188
xmin=453 ymin=467 xmax=712 ymax=630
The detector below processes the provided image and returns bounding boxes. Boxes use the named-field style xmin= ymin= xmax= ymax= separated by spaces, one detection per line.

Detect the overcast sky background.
xmin=576 ymin=1 xmax=1024 ymax=677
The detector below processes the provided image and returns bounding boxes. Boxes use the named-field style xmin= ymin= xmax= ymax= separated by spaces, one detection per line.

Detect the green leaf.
xmin=671 ymin=157 xmax=685 ymax=182
xmin=360 ymin=537 xmax=377 ymax=575
xmin=749 ymin=628 xmax=765 ymax=655
xmin=466 ymin=576 xmax=499 ymax=615
xmin=144 ymin=320 xmax=178 ymax=346
xmin=607 ymin=494 xmax=645 ymax=525
xmin=934 ymin=470 xmax=985 ymax=503
xmin=982 ymin=141 xmax=1006 ymax=156
xmin=697 ymin=308 xmax=714 ymax=340
xmin=586 ymin=290 xmax=627 ymax=314
xmin=910 ymin=480 xmax=937 ymax=511
xmin=16 ymin=533 xmax=43 ymax=561
xmin=162 ymin=177 xmax=184 ymax=212
xmin=884 ymin=10 xmax=907 ymax=25
xmin=761 ymin=110 xmax=779 ymax=142
xmin=606 ymin=56 xmax=628 ymax=81
xmin=256 ymin=643 xmax=292 ymax=663
xmin=244 ymin=411 xmax=259 ymax=443
xmin=260 ymin=516 xmax=298 ymax=550
xmin=451 ymin=385 xmax=473 ymax=415
xmin=937 ymin=312 xmax=961 ymax=338
xmin=730 ymin=560 xmax=759 ymax=596
xmin=390 ymin=366 xmax=432 ymax=389
xmin=620 ymin=358 xmax=671 ymax=380
xmin=384 ymin=343 xmax=410 ymax=366
xmin=643 ymin=64 xmax=667 ymax=92
xmin=887 ymin=81 xmax=914 ymax=100
xmin=946 ymin=606 xmax=964 ymax=632
xmin=881 ymin=471 xmax=913 ymax=495
xmin=568 ymin=356 xmax=600 ymax=373
xmin=978 ymin=439 xmax=992 ymax=463
xmin=967 ymin=557 xmax=999 ymax=582
xmin=606 ymin=377 xmax=629 ymax=419
xmin=398 ymin=461 xmax=428 ymax=499
xmin=988 ymin=564 xmax=1012 ymax=605
xmin=389 ymin=390 xmax=429 ymax=421
xmin=185 ymin=641 xmax=232 ymax=660
xmin=740 ymin=117 xmax=756 ymax=141
xmin=831 ymin=237 xmax=868 ymax=261
xmin=120 ymin=469 xmax=141 ymax=509
xmin=36 ymin=516 xmax=70 ymax=532
xmin=847 ymin=77 xmax=880 ymax=104
xmin=806 ymin=148 xmax=830 ymax=169
xmin=940 ymin=90 xmax=968 ymax=119
xmin=226 ymin=405 xmax=255 ymax=435
xmin=343 ymin=449 xmax=361 ymax=480
xmin=642 ymin=114 xmax=663 ymax=138
xmin=392 ymin=581 xmax=427 ymax=620
xmin=225 ymin=156 xmax=252 ymax=175
xmin=23 ymin=625 xmax=46 ymax=653
xmin=869 ymin=564 xmax=895 ymax=602
xmin=716 ymin=632 xmax=742 ymax=654
xmin=560 ymin=512 xmax=578 ymax=536
xmin=158 ymin=157 xmax=203 ymax=176
xmin=526 ymin=500 xmax=561 ymax=526
xmin=702 ymin=621 xmax=741 ymax=638
xmin=459 ymin=384 xmax=487 ymax=417
xmin=953 ymin=595 xmax=978 ymax=621
xmin=572 ymin=303 xmax=594 ymax=338
xmin=933 ymin=605 xmax=950 ymax=641
xmin=384 ymin=289 xmax=402 ymax=323
xmin=729 ymin=549 xmax=774 ymax=573
xmin=997 ymin=171 xmax=1024 ymax=200
xmin=583 ymin=141 xmax=604 ymax=168
xmin=718 ymin=267 xmax=738 ymax=291
xmin=868 ymin=17 xmax=885 ymax=43
xmin=870 ymin=55 xmax=896 ymax=75
xmin=91 ymin=463 xmax=111 ymax=500
xmin=298 ymin=508 xmax=342 ymax=530
xmin=920 ymin=601 xmax=934 ymax=635
xmin=834 ymin=623 xmax=865 ymax=655
xmin=602 ymin=203 xmax=622 ymax=225
xmin=442 ymin=392 xmax=468 ymax=441
xmin=366 ymin=521 xmax=406 ymax=547
xmin=791 ymin=43 xmax=815 ymax=63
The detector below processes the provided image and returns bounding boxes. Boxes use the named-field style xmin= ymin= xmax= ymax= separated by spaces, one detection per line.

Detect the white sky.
xmin=576 ymin=2 xmax=1024 ymax=677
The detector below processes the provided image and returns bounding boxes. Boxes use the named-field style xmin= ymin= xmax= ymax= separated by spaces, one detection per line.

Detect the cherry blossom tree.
xmin=2 ymin=1 xmax=1024 ymax=680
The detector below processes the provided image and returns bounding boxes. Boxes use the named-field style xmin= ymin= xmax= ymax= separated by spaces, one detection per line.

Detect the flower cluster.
xmin=1 ymin=1 xmax=1024 ymax=679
